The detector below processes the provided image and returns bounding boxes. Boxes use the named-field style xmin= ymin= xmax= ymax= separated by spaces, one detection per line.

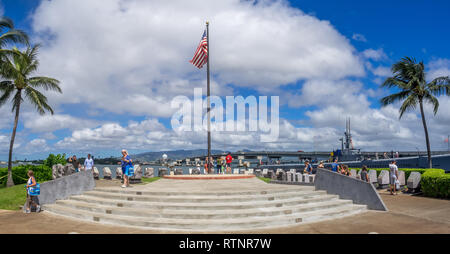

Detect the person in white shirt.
xmin=84 ymin=154 xmax=94 ymax=171
xmin=389 ymin=160 xmax=399 ymax=195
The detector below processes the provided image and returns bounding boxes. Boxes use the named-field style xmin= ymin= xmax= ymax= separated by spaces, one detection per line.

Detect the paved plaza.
xmin=1 ymin=178 xmax=449 ymax=234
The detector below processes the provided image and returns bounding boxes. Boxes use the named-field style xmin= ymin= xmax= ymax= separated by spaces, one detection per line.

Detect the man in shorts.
xmin=389 ymin=160 xmax=399 ymax=195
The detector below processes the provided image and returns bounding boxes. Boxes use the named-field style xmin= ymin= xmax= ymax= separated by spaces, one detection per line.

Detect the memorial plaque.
xmin=269 ymin=170 xmax=277 ymax=180
xmin=158 ymin=168 xmax=168 ymax=177
xmin=407 ymin=172 xmax=421 ymax=189
xmin=262 ymin=169 xmax=269 ymax=177
xmin=377 ymin=170 xmax=390 ymax=187
xmin=303 ymin=174 xmax=310 ymax=183
xmin=368 ymin=170 xmax=378 ymax=183
xmin=116 ymin=167 xmax=123 ymax=179
xmin=398 ymin=170 xmax=406 ymax=186
xmin=103 ymin=167 xmax=112 ymax=179
xmin=286 ymin=172 xmax=292 ymax=182
xmin=254 ymin=169 xmax=262 ymax=177
xmin=144 ymin=168 xmax=154 ymax=178
xmin=93 ymin=167 xmax=99 ymax=179
xmin=296 ymin=173 xmax=303 ymax=183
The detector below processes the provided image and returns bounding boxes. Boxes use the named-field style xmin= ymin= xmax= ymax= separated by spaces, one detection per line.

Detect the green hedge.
xmin=421 ymin=169 xmax=450 ymax=199
xmin=0 ymin=165 xmax=52 ymax=187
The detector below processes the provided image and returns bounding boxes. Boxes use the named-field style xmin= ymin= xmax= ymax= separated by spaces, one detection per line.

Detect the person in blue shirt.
xmin=331 ymin=158 xmax=340 ymax=172
xmin=119 ymin=149 xmax=133 ymax=188
xmin=304 ymin=160 xmax=313 ymax=174
xmin=25 ymin=170 xmax=40 ymax=214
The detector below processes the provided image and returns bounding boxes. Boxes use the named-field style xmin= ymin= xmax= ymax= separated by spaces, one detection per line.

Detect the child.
xmin=25 ymin=170 xmax=40 ymax=214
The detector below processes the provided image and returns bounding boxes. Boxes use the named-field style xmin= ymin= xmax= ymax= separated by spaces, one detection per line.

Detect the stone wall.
xmin=314 ymin=168 xmax=388 ymax=211
xmin=25 ymin=170 xmax=96 ymax=209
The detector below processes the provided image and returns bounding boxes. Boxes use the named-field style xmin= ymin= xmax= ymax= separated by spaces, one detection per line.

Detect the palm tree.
xmin=0 ymin=45 xmax=61 ymax=187
xmin=380 ymin=57 xmax=450 ymax=168
xmin=0 ymin=17 xmax=29 ymax=56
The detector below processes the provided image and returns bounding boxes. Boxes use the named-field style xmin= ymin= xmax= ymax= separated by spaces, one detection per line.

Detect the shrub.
xmin=0 ymin=165 xmax=52 ymax=187
xmin=421 ymin=169 xmax=449 ymax=199
xmin=43 ymin=153 xmax=67 ymax=168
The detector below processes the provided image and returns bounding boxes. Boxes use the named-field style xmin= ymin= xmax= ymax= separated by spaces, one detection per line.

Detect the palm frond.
xmin=427 ymin=76 xmax=450 ymax=96
xmin=24 ymin=86 xmax=54 ymax=115
xmin=0 ymin=81 xmax=14 ymax=107
xmin=423 ymin=93 xmax=439 ymax=115
xmin=380 ymin=90 xmax=412 ymax=107
xmin=0 ymin=17 xmax=15 ymax=32
xmin=0 ymin=30 xmax=29 ymax=48
xmin=381 ymin=77 xmax=409 ymax=90
xmin=27 ymin=77 xmax=62 ymax=93
xmin=398 ymin=94 xmax=418 ymax=119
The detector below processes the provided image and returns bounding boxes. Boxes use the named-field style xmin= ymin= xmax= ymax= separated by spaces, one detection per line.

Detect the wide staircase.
xmin=42 ymin=178 xmax=367 ymax=232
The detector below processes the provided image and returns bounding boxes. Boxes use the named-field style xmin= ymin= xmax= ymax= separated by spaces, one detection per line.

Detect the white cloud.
xmin=362 ymin=48 xmax=387 ymax=61
xmin=428 ymin=58 xmax=450 ymax=80
xmin=30 ymin=0 xmax=364 ymax=119
xmin=22 ymin=113 xmax=100 ymax=133
xmin=352 ymin=33 xmax=367 ymax=42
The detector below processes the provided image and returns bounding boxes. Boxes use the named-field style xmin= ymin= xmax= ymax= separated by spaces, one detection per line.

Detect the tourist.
xmin=304 ymin=160 xmax=313 ymax=174
xmin=216 ymin=157 xmax=221 ymax=174
xmin=221 ymin=158 xmax=226 ymax=174
xmin=226 ymin=153 xmax=233 ymax=173
xmin=340 ymin=165 xmax=350 ymax=176
xmin=204 ymin=157 xmax=209 ymax=174
xmin=331 ymin=158 xmax=340 ymax=173
xmin=360 ymin=165 xmax=370 ymax=182
xmin=25 ymin=170 xmax=40 ymax=214
xmin=318 ymin=161 xmax=325 ymax=168
xmin=389 ymin=160 xmax=399 ymax=195
xmin=119 ymin=149 xmax=133 ymax=188
xmin=69 ymin=155 xmax=80 ymax=172
xmin=84 ymin=153 xmax=94 ymax=171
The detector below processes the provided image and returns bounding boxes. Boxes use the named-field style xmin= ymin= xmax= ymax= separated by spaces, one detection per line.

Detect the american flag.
xmin=189 ymin=30 xmax=208 ymax=69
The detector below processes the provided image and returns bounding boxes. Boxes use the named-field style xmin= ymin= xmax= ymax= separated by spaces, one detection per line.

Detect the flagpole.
xmin=206 ymin=21 xmax=212 ymax=173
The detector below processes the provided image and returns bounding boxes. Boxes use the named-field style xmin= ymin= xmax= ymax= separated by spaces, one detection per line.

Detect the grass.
xmin=141 ymin=177 xmax=161 ymax=184
xmin=0 ymin=184 xmax=27 ymax=210
xmin=258 ymin=177 xmax=271 ymax=183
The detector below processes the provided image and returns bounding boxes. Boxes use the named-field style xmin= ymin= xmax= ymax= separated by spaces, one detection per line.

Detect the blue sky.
xmin=0 ymin=0 xmax=449 ymax=160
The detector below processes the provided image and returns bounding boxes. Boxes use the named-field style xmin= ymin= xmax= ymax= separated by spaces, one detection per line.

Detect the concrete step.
xmin=81 ymin=189 xmax=327 ymax=203
xmin=43 ymin=203 xmax=366 ymax=231
xmin=68 ymin=192 xmax=338 ymax=210
xmin=53 ymin=198 xmax=354 ymax=219
xmin=93 ymin=186 xmax=314 ymax=197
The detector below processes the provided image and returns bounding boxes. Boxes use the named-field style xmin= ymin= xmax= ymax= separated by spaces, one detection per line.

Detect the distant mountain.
xmin=131 ymin=149 xmax=229 ymax=161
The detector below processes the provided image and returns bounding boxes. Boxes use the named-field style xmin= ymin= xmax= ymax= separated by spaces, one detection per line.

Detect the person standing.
xmin=25 ymin=170 xmax=40 ymax=214
xmin=225 ymin=153 xmax=233 ymax=174
xmin=389 ymin=160 xmax=399 ymax=195
xmin=70 ymin=155 xmax=80 ymax=172
xmin=84 ymin=154 xmax=94 ymax=171
xmin=304 ymin=160 xmax=313 ymax=174
xmin=360 ymin=165 xmax=370 ymax=183
xmin=331 ymin=158 xmax=340 ymax=172
xmin=119 ymin=149 xmax=133 ymax=188
xmin=204 ymin=157 xmax=209 ymax=174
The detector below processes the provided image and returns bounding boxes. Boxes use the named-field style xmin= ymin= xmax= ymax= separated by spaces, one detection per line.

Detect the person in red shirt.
xmin=225 ymin=153 xmax=233 ymax=174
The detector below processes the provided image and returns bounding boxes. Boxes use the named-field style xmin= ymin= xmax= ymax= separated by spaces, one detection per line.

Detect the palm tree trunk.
xmin=6 ymin=93 xmax=21 ymax=187
xmin=419 ymin=99 xmax=432 ymax=169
